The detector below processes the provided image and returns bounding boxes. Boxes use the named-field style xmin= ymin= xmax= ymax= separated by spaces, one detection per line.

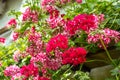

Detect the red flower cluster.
xmin=7 ymin=18 xmax=17 ymax=28
xmin=22 ymin=8 xmax=38 ymax=22
xmin=0 ymin=37 xmax=5 ymax=43
xmin=62 ymin=47 xmax=87 ymax=65
xmin=46 ymin=34 xmax=68 ymax=52
xmin=20 ymin=63 xmax=38 ymax=79
xmin=65 ymin=14 xmax=99 ymax=35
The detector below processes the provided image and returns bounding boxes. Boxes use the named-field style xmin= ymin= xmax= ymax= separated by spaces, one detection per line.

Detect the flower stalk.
xmin=99 ymin=36 xmax=116 ymax=66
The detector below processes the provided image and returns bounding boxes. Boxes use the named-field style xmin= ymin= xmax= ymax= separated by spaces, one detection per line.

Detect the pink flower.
xmin=11 ymin=73 xmax=22 ymax=80
xmin=47 ymin=16 xmax=65 ymax=28
xmin=28 ymin=27 xmax=41 ymax=43
xmin=87 ymin=28 xmax=120 ymax=48
xmin=0 ymin=61 xmax=2 ymax=67
xmin=22 ymin=8 xmax=38 ymax=22
xmin=12 ymin=32 xmax=19 ymax=41
xmin=0 ymin=37 xmax=6 ymax=43
xmin=41 ymin=0 xmax=55 ymax=7
xmin=62 ymin=47 xmax=87 ymax=65
xmin=31 ymin=50 xmax=62 ymax=70
xmin=30 ymin=52 xmax=47 ymax=64
xmin=13 ymin=50 xmax=22 ymax=62
xmin=99 ymin=14 xmax=105 ymax=23
xmin=4 ymin=65 xmax=20 ymax=77
xmin=34 ymin=75 xmax=50 ymax=80
xmin=76 ymin=0 xmax=82 ymax=3
xmin=26 ymin=28 xmax=43 ymax=56
xmin=44 ymin=50 xmax=62 ymax=70
xmin=8 ymin=18 xmax=17 ymax=28
xmin=46 ymin=34 xmax=68 ymax=52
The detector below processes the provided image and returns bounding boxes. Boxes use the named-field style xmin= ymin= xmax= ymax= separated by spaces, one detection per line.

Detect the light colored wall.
xmin=0 ymin=0 xmax=22 ymax=45
xmin=0 ymin=0 xmax=22 ymax=29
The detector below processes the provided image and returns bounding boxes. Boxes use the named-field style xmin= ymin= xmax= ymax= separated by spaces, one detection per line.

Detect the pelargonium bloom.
xmin=47 ymin=16 xmax=65 ymax=28
xmin=11 ymin=73 xmax=22 ymax=80
xmin=0 ymin=37 xmax=6 ymax=43
xmin=46 ymin=34 xmax=68 ymax=52
xmin=99 ymin=14 xmax=105 ymax=23
xmin=13 ymin=50 xmax=22 ymax=62
xmin=4 ymin=65 xmax=20 ymax=77
xmin=12 ymin=32 xmax=19 ymax=41
xmin=28 ymin=27 xmax=41 ymax=43
xmin=44 ymin=50 xmax=62 ymax=70
xmin=7 ymin=18 xmax=17 ymax=28
xmin=65 ymin=20 xmax=79 ymax=35
xmin=87 ymin=28 xmax=120 ymax=47
xmin=30 ymin=52 xmax=47 ymax=64
xmin=22 ymin=8 xmax=38 ymax=22
xmin=31 ymin=51 xmax=62 ymax=70
xmin=65 ymin=14 xmax=99 ymax=35
xmin=20 ymin=63 xmax=38 ymax=79
xmin=62 ymin=47 xmax=87 ymax=65
xmin=46 ymin=6 xmax=65 ymax=28
xmin=26 ymin=28 xmax=43 ymax=56
xmin=73 ymin=14 xmax=99 ymax=31
xmin=41 ymin=0 xmax=55 ymax=7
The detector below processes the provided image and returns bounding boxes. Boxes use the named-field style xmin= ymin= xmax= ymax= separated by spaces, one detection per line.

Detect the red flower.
xmin=0 ymin=37 xmax=6 ymax=43
xmin=22 ymin=8 xmax=38 ymax=22
xmin=74 ymin=14 xmax=98 ymax=31
xmin=20 ymin=64 xmax=38 ymax=79
xmin=65 ymin=14 xmax=99 ymax=35
xmin=46 ymin=34 xmax=68 ymax=52
xmin=8 ymin=18 xmax=17 ymax=27
xmin=62 ymin=47 xmax=87 ymax=65
xmin=65 ymin=20 xmax=79 ymax=35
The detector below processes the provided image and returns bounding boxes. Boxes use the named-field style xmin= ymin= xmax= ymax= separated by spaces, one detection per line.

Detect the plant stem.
xmin=64 ymin=65 xmax=73 ymax=74
xmin=116 ymin=75 xmax=119 ymax=80
xmin=79 ymin=64 xmax=83 ymax=71
xmin=99 ymin=37 xmax=116 ymax=66
xmin=109 ymin=13 xmax=118 ymax=29
xmin=85 ymin=59 xmax=108 ymax=63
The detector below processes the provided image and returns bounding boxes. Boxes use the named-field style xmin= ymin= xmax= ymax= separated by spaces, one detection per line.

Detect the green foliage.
xmin=51 ymin=65 xmax=91 ymax=80
xmin=1 ymin=0 xmax=120 ymax=80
